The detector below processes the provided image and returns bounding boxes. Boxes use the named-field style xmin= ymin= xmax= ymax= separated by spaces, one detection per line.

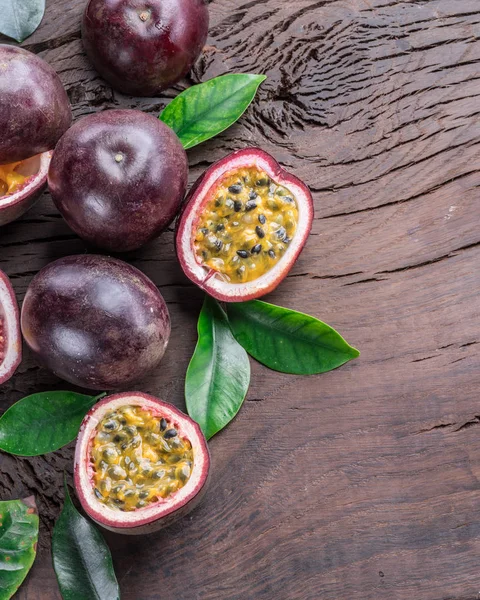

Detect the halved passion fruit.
xmin=0 ymin=270 xmax=21 ymax=385
xmin=74 ymin=392 xmax=209 ymax=535
xmin=176 ymin=148 xmax=314 ymax=301
xmin=0 ymin=153 xmax=51 ymax=227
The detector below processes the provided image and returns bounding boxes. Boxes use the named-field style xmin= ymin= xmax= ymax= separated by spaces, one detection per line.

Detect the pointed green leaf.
xmin=186 ymin=296 xmax=250 ymax=439
xmin=0 ymin=0 xmax=45 ymax=42
xmin=0 ymin=496 xmax=39 ymax=600
xmin=160 ymin=73 xmax=266 ymax=149
xmin=0 ymin=391 xmax=105 ymax=456
xmin=226 ymin=300 xmax=360 ymax=374
xmin=52 ymin=478 xmax=120 ymax=600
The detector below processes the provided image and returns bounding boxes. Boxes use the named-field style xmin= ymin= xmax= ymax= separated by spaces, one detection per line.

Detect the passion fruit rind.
xmin=176 ymin=148 xmax=314 ymax=302
xmin=0 ymin=153 xmax=51 ymax=227
xmin=75 ymin=393 xmax=210 ymax=535
xmin=0 ymin=270 xmax=22 ymax=385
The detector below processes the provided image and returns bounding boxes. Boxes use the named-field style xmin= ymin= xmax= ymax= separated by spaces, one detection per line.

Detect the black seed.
xmin=277 ymin=226 xmax=287 ymax=241
xmin=283 ymin=196 xmax=294 ymax=203
xmin=113 ymin=433 xmax=126 ymax=443
xmin=164 ymin=428 xmax=177 ymax=439
xmin=256 ymin=177 xmax=270 ymax=186
xmin=201 ymin=250 xmax=208 ymax=260
xmin=137 ymin=500 xmax=147 ymax=508
xmin=284 ymin=237 xmax=292 ymax=244
xmin=216 ymin=223 xmax=225 ymax=232
xmin=228 ymin=184 xmax=242 ymax=194
xmin=160 ymin=418 xmax=167 ymax=431
xmin=233 ymin=200 xmax=243 ymax=212
xmin=94 ymin=488 xmax=103 ymax=500
xmin=251 ymin=244 xmax=262 ymax=254
xmin=237 ymin=250 xmax=249 ymax=258
xmin=121 ymin=443 xmax=128 ymax=450
xmin=103 ymin=420 xmax=117 ymax=431
xmin=124 ymin=425 xmax=136 ymax=436
xmin=258 ymin=214 xmax=266 ymax=225
xmin=201 ymin=228 xmax=209 ymax=235
xmin=255 ymin=226 xmax=265 ymax=238
xmin=139 ymin=490 xmax=149 ymax=499
xmin=245 ymin=200 xmax=257 ymax=211
xmin=214 ymin=198 xmax=222 ymax=207
xmin=249 ymin=191 xmax=258 ymax=200
xmin=113 ymin=499 xmax=124 ymax=505
xmin=214 ymin=239 xmax=223 ymax=252
xmin=268 ymin=250 xmax=276 ymax=259
xmin=119 ymin=418 xmax=127 ymax=425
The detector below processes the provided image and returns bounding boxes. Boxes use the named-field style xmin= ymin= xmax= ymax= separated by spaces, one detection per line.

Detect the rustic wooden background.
xmin=1 ymin=0 xmax=479 ymax=598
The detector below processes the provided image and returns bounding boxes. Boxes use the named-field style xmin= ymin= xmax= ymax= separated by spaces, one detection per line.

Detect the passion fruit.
xmin=21 ymin=255 xmax=170 ymax=390
xmin=0 ymin=152 xmax=51 ymax=227
xmin=48 ymin=109 xmax=188 ymax=252
xmin=0 ymin=45 xmax=71 ymax=164
xmin=176 ymin=148 xmax=314 ymax=301
xmin=82 ymin=0 xmax=209 ymax=96
xmin=0 ymin=270 xmax=21 ymax=385
xmin=74 ymin=392 xmax=210 ymax=534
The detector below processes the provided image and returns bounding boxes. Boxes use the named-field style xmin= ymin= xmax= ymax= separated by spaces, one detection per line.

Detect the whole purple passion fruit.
xmin=176 ymin=148 xmax=314 ymax=302
xmin=0 ymin=45 xmax=71 ymax=164
xmin=75 ymin=392 xmax=210 ymax=534
xmin=82 ymin=0 xmax=209 ymax=96
xmin=48 ymin=109 xmax=188 ymax=252
xmin=21 ymin=255 xmax=170 ymax=390
xmin=0 ymin=270 xmax=21 ymax=385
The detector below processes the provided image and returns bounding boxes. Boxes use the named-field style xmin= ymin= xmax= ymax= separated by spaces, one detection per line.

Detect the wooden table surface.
xmin=1 ymin=0 xmax=480 ymax=598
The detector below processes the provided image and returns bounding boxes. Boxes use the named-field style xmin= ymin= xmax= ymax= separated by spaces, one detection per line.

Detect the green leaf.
xmin=0 ymin=497 xmax=39 ymax=600
xmin=52 ymin=477 xmax=120 ymax=600
xmin=226 ymin=300 xmax=360 ymax=375
xmin=0 ymin=391 xmax=105 ymax=456
xmin=186 ymin=296 xmax=250 ymax=439
xmin=0 ymin=0 xmax=45 ymax=42
xmin=160 ymin=73 xmax=266 ymax=149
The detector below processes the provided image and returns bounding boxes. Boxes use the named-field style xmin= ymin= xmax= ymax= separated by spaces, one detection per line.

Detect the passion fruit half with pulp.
xmin=0 ymin=153 xmax=51 ymax=227
xmin=176 ymin=148 xmax=314 ymax=301
xmin=0 ymin=270 xmax=21 ymax=385
xmin=75 ymin=392 xmax=210 ymax=534
xmin=21 ymin=255 xmax=170 ymax=390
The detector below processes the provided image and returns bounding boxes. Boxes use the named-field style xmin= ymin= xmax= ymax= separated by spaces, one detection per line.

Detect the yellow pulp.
xmin=0 ymin=162 xmax=26 ymax=196
xmin=194 ymin=167 xmax=298 ymax=283
xmin=91 ymin=405 xmax=194 ymax=511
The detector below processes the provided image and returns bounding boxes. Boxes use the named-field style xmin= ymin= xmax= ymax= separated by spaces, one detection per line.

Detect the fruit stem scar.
xmin=114 ymin=153 xmax=124 ymax=163
xmin=139 ymin=11 xmax=150 ymax=22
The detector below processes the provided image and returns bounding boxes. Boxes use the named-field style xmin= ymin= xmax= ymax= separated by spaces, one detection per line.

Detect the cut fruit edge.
xmin=74 ymin=392 xmax=210 ymax=530
xmin=0 ymin=152 xmax=51 ymax=211
xmin=0 ymin=270 xmax=21 ymax=385
xmin=176 ymin=148 xmax=314 ymax=302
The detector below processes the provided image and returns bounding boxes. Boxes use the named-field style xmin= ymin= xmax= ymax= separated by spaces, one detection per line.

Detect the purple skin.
xmin=21 ymin=255 xmax=171 ymax=390
xmin=0 ymin=45 xmax=72 ymax=165
xmin=82 ymin=0 xmax=209 ymax=96
xmin=48 ymin=109 xmax=188 ymax=252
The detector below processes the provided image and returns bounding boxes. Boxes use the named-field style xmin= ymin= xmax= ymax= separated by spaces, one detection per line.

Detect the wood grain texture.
xmin=1 ymin=0 xmax=480 ymax=598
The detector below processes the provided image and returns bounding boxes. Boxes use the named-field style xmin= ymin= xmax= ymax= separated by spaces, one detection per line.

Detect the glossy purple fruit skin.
xmin=0 ymin=45 xmax=72 ymax=165
xmin=48 ymin=109 xmax=188 ymax=252
xmin=82 ymin=0 xmax=209 ymax=96
xmin=21 ymin=255 xmax=171 ymax=390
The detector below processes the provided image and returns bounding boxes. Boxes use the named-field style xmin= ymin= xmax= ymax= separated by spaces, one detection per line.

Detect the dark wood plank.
xmin=1 ymin=0 xmax=480 ymax=598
